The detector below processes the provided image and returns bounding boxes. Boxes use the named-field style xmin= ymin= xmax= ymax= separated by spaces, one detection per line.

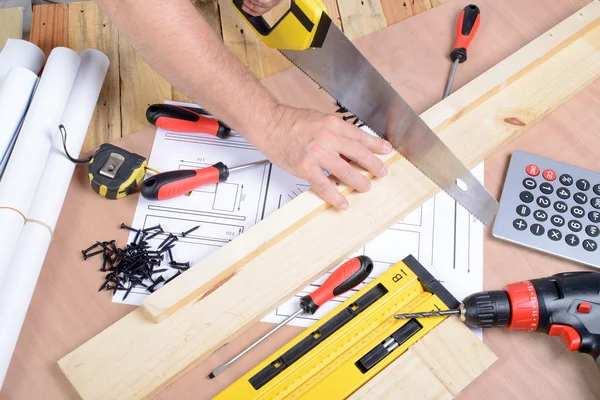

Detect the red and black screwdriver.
xmin=208 ymin=255 xmax=374 ymax=378
xmin=444 ymin=4 xmax=481 ymax=98
xmin=146 ymin=103 xmax=232 ymax=138
xmin=140 ymin=159 xmax=270 ymax=200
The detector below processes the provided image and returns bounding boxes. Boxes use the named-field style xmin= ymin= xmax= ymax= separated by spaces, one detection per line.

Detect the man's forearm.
xmin=96 ymin=0 xmax=282 ymax=142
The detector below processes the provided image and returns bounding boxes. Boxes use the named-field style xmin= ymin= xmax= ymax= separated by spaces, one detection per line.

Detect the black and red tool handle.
xmin=461 ymin=271 xmax=600 ymax=365
xmin=146 ymin=104 xmax=231 ymax=138
xmin=141 ymin=162 xmax=230 ymax=201
xmin=299 ymin=256 xmax=373 ymax=314
xmin=450 ymin=4 xmax=480 ymax=63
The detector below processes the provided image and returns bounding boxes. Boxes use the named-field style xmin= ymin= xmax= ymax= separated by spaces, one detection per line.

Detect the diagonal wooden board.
xmin=57 ymin=2 xmax=600 ymax=399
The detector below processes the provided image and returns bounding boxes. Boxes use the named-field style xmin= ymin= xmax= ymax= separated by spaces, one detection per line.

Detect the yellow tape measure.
xmin=216 ymin=255 xmax=459 ymax=400
xmin=87 ymin=144 xmax=150 ymax=200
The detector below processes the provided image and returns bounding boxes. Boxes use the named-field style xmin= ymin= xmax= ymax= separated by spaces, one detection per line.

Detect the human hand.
xmin=241 ymin=0 xmax=283 ymax=16
xmin=256 ymin=105 xmax=392 ymax=210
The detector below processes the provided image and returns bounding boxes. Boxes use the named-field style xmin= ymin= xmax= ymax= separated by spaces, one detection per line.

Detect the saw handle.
xmin=232 ymin=0 xmax=329 ymax=50
xmin=451 ymin=4 xmax=480 ymax=63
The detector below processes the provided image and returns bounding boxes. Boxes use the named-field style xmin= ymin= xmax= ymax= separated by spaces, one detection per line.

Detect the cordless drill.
xmin=395 ymin=271 xmax=600 ymax=365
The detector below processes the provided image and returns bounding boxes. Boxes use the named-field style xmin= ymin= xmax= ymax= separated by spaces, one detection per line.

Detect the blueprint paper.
xmin=122 ymin=102 xmax=484 ymax=340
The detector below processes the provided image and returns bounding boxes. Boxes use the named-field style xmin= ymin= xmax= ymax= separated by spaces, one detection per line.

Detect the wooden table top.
xmin=1 ymin=0 xmax=600 ymax=399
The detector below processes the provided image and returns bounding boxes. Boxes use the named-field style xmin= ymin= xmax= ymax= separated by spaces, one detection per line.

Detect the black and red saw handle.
xmin=146 ymin=104 xmax=231 ymax=138
xmin=299 ymin=256 xmax=373 ymax=314
xmin=141 ymin=162 xmax=230 ymax=200
xmin=450 ymin=4 xmax=480 ymax=63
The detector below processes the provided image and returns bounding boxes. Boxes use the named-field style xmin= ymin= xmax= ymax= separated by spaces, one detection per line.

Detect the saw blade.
xmin=280 ymin=17 xmax=498 ymax=225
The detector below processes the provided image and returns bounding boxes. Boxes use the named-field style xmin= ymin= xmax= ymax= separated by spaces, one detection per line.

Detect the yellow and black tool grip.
xmin=232 ymin=0 xmax=329 ymax=50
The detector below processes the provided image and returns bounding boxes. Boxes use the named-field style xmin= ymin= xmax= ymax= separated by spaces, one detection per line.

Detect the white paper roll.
xmin=0 ymin=49 xmax=109 ymax=389
xmin=0 ymin=67 xmax=39 ymax=176
xmin=0 ymin=223 xmax=51 ymax=388
xmin=0 ymin=47 xmax=80 ymax=290
xmin=28 ymin=49 xmax=110 ymax=229
xmin=0 ymin=39 xmax=45 ymax=88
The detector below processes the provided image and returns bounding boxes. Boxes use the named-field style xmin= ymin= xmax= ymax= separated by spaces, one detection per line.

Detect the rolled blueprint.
xmin=0 ymin=47 xmax=80 ymax=291
xmin=0 ymin=39 xmax=45 ymax=88
xmin=0 ymin=49 xmax=109 ymax=389
xmin=0 ymin=67 xmax=39 ymax=176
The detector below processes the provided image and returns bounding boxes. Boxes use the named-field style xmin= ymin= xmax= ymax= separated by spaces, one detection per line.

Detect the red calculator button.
xmin=526 ymin=165 xmax=540 ymax=176
xmin=578 ymin=302 xmax=592 ymax=314
xmin=543 ymin=169 xmax=556 ymax=181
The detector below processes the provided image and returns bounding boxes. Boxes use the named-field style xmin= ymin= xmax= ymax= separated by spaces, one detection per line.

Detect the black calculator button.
xmin=589 ymin=211 xmax=600 ymax=223
xmin=536 ymin=196 xmax=551 ymax=208
xmin=530 ymin=224 xmax=545 ymax=236
xmin=571 ymin=206 xmax=585 ymax=219
xmin=574 ymin=192 xmax=588 ymax=204
xmin=539 ymin=182 xmax=554 ymax=195
xmin=559 ymin=174 xmax=573 ymax=186
xmin=591 ymin=198 xmax=600 ymax=209
xmin=523 ymin=178 xmax=536 ymax=190
xmin=594 ymin=184 xmax=600 ymax=195
xmin=554 ymin=201 xmax=568 ymax=213
xmin=551 ymin=215 xmax=565 ymax=227
xmin=513 ymin=219 xmax=527 ymax=231
xmin=519 ymin=191 xmax=534 ymax=203
xmin=565 ymin=234 xmax=580 ymax=247
xmin=568 ymin=220 xmax=583 ymax=232
xmin=586 ymin=225 xmax=599 ymax=237
xmin=557 ymin=188 xmax=571 ymax=199
xmin=583 ymin=239 xmax=597 ymax=252
xmin=548 ymin=229 xmax=562 ymax=241
xmin=577 ymin=179 xmax=590 ymax=191
xmin=533 ymin=210 xmax=548 ymax=222
xmin=516 ymin=205 xmax=531 ymax=217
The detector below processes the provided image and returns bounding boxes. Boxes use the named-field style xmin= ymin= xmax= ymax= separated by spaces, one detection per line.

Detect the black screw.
xmin=182 ymin=225 xmax=200 ymax=237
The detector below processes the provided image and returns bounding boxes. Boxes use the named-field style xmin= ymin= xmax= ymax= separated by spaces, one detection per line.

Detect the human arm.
xmin=95 ymin=0 xmax=391 ymax=209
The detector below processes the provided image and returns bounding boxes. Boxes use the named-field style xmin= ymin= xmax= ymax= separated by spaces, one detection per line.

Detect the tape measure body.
xmin=88 ymin=144 xmax=147 ymax=199
xmin=216 ymin=255 xmax=459 ymax=399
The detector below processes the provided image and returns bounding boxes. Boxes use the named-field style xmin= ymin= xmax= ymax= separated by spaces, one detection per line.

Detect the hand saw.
xmin=233 ymin=0 xmax=499 ymax=224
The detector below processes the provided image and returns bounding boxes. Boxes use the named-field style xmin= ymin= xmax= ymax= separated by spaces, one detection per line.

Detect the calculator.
xmin=492 ymin=150 xmax=600 ymax=269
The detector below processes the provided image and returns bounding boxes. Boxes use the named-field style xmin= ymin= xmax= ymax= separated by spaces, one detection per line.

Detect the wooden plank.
xmin=380 ymin=0 xmax=414 ymax=26
xmin=30 ymin=4 xmax=68 ymax=57
xmin=172 ymin=0 xmax=223 ymax=102
xmin=411 ymin=0 xmax=434 ymax=16
xmin=57 ymin=3 xmax=600 ymax=399
xmin=0 ymin=8 xmax=23 ymax=48
xmin=337 ymin=0 xmax=387 ymax=40
xmin=68 ymin=1 xmax=121 ymax=154
xmin=219 ymin=0 xmax=290 ymax=79
xmin=118 ymin=33 xmax=172 ymax=136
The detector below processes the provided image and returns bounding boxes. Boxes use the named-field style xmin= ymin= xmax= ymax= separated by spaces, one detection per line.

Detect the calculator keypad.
xmin=493 ymin=150 xmax=599 ymax=269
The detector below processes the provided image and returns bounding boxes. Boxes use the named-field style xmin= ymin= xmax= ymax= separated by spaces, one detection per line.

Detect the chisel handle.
xmin=146 ymin=104 xmax=231 ymax=138
xmin=450 ymin=4 xmax=481 ymax=63
xmin=140 ymin=163 xmax=230 ymax=200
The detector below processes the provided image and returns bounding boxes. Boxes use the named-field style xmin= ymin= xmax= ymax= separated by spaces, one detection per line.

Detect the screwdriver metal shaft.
xmin=443 ymin=59 xmax=460 ymax=98
xmin=394 ymin=309 xmax=460 ymax=319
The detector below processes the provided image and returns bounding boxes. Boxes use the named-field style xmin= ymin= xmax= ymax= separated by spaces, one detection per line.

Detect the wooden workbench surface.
xmin=1 ymin=0 xmax=600 ymax=399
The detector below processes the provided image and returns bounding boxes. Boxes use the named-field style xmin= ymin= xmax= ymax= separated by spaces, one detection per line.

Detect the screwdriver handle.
xmin=140 ymin=162 xmax=230 ymax=200
xmin=300 ymin=256 xmax=373 ymax=314
xmin=450 ymin=4 xmax=480 ymax=63
xmin=146 ymin=104 xmax=231 ymax=138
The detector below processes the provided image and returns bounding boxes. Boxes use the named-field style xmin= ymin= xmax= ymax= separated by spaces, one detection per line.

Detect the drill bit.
xmin=394 ymin=309 xmax=460 ymax=319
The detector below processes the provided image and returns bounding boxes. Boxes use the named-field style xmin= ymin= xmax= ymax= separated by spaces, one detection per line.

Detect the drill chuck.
xmin=459 ymin=290 xmax=511 ymax=328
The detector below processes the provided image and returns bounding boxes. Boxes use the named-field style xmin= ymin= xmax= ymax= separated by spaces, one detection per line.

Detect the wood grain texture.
xmin=118 ymin=33 xmax=172 ymax=136
xmin=337 ymin=0 xmax=387 ymax=39
xmin=69 ymin=2 xmax=121 ymax=154
xmin=380 ymin=0 xmax=414 ymax=26
xmin=0 ymin=8 xmax=23 ymax=48
xmin=219 ymin=0 xmax=290 ymax=79
xmin=30 ymin=4 xmax=69 ymax=57
xmin=57 ymin=3 xmax=600 ymax=399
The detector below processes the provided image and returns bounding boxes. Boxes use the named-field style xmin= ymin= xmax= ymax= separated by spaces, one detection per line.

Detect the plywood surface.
xmin=0 ymin=8 xmax=23 ymax=47
xmin=2 ymin=0 xmax=600 ymax=399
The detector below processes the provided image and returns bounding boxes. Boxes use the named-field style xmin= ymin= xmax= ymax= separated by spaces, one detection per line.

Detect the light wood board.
xmin=57 ymin=2 xmax=600 ymax=399
xmin=0 ymin=8 xmax=23 ymax=48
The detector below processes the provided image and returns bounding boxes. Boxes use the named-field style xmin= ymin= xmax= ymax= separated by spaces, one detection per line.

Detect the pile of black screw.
xmin=81 ymin=223 xmax=199 ymax=300
xmin=335 ymin=101 xmax=365 ymax=128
